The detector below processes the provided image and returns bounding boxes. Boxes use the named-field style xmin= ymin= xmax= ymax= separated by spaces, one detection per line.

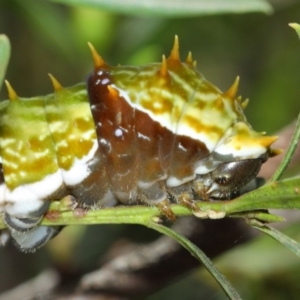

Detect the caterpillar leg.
xmin=156 ymin=199 xmax=176 ymax=221
xmin=3 ymin=200 xmax=50 ymax=232
xmin=0 ymin=230 xmax=10 ymax=247
xmin=138 ymin=182 xmax=175 ymax=221
xmin=170 ymin=185 xmax=199 ymax=212
xmin=10 ymin=226 xmax=61 ymax=252
xmin=1 ymin=200 xmax=57 ymax=251
xmin=4 ymin=214 xmax=43 ymax=232
xmin=0 ymin=182 xmax=60 ymax=251
xmin=139 ymin=181 xmax=199 ymax=221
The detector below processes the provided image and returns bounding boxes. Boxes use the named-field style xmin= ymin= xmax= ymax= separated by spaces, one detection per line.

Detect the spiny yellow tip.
xmin=269 ymin=148 xmax=283 ymax=157
xmin=168 ymin=35 xmax=180 ymax=61
xmin=87 ymin=42 xmax=106 ymax=69
xmin=4 ymin=80 xmax=18 ymax=100
xmin=159 ymin=55 xmax=168 ymax=77
xmin=192 ymin=60 xmax=197 ymax=68
xmin=107 ymin=85 xmax=119 ymax=99
xmin=225 ymin=76 xmax=240 ymax=99
xmin=241 ymin=98 xmax=249 ymax=110
xmin=260 ymin=136 xmax=278 ymax=148
xmin=215 ymin=95 xmax=224 ymax=109
xmin=48 ymin=73 xmax=63 ymax=91
xmin=185 ymin=51 xmax=193 ymax=64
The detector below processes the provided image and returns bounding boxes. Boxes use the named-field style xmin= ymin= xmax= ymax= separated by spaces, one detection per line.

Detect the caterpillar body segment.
xmin=0 ymin=37 xmax=277 ymax=251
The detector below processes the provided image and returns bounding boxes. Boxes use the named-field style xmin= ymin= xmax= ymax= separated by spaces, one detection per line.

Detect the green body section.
xmin=0 ymin=83 xmax=96 ymax=190
xmin=108 ymin=61 xmax=274 ymax=155
xmin=44 ymin=83 xmax=96 ymax=170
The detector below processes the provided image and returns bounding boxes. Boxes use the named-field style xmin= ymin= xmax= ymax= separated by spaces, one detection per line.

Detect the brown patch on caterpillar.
xmin=73 ymin=208 xmax=88 ymax=218
xmin=45 ymin=210 xmax=61 ymax=222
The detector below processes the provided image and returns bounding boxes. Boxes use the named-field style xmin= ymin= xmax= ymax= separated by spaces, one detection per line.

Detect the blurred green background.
xmin=0 ymin=0 xmax=300 ymax=299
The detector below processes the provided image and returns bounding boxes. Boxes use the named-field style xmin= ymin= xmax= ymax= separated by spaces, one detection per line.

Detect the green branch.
xmin=148 ymin=221 xmax=242 ymax=299
xmin=1 ymin=176 xmax=299 ymax=230
xmin=269 ymin=111 xmax=300 ymax=183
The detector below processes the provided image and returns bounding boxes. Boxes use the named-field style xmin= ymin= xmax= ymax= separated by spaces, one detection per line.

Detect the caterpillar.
xmin=0 ymin=36 xmax=278 ymax=251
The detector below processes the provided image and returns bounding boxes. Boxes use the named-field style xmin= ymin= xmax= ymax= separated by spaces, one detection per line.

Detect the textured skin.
xmin=0 ymin=38 xmax=277 ymax=251
xmin=0 ymin=83 xmax=96 ymax=189
xmin=87 ymin=57 xmax=275 ymax=200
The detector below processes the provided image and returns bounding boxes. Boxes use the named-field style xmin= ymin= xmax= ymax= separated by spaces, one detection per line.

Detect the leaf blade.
xmin=0 ymin=35 xmax=10 ymax=92
xmin=252 ymin=225 xmax=300 ymax=259
xmin=268 ymin=109 xmax=300 ymax=183
xmin=148 ymin=222 xmax=242 ymax=300
xmin=51 ymin=0 xmax=273 ymax=17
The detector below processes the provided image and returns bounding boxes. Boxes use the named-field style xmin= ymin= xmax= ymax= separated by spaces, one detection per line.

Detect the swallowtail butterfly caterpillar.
xmin=0 ymin=36 xmax=278 ymax=251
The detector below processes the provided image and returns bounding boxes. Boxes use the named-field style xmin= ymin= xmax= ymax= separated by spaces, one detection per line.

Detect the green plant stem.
xmin=251 ymin=224 xmax=300 ymax=259
xmin=148 ymin=221 xmax=242 ymax=300
xmin=1 ymin=177 xmax=299 ymax=230
xmin=268 ymin=111 xmax=300 ymax=183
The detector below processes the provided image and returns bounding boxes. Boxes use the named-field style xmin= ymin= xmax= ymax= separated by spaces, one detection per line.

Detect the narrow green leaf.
xmin=148 ymin=222 xmax=242 ymax=300
xmin=252 ymin=225 xmax=300 ymax=258
xmin=289 ymin=23 xmax=300 ymax=40
xmin=51 ymin=0 xmax=273 ymax=17
xmin=268 ymin=108 xmax=300 ymax=183
xmin=226 ymin=177 xmax=300 ymax=213
xmin=0 ymin=35 xmax=10 ymax=92
xmin=231 ymin=211 xmax=285 ymax=223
